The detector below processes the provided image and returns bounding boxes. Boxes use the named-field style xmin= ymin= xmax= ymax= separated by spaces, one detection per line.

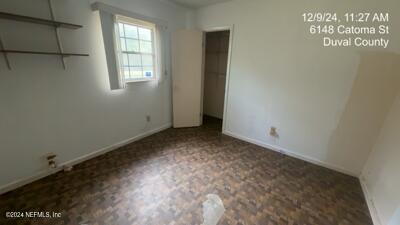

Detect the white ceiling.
xmin=167 ymin=0 xmax=232 ymax=9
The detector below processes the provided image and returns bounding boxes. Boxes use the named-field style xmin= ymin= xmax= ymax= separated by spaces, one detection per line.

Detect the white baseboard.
xmin=360 ymin=176 xmax=382 ymax=225
xmin=223 ymin=130 xmax=359 ymax=177
xmin=0 ymin=123 xmax=172 ymax=195
xmin=0 ymin=166 xmax=64 ymax=195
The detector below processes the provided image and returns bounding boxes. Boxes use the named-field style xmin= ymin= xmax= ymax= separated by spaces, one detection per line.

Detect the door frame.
xmin=201 ymin=25 xmax=234 ymax=132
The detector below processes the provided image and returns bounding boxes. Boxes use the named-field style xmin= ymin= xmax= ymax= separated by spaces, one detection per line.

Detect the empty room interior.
xmin=0 ymin=0 xmax=399 ymax=225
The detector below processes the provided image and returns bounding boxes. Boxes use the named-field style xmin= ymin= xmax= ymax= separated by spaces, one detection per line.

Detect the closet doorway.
xmin=202 ymin=30 xmax=231 ymax=129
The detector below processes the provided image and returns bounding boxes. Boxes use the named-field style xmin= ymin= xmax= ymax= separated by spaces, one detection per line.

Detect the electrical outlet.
xmin=146 ymin=115 xmax=151 ymax=122
xmin=269 ymin=127 xmax=279 ymax=138
xmin=45 ymin=153 xmax=57 ymax=168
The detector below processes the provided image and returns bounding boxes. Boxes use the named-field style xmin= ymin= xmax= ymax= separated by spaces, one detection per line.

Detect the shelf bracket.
xmin=0 ymin=36 xmax=11 ymax=70
xmin=48 ymin=0 xmax=66 ymax=69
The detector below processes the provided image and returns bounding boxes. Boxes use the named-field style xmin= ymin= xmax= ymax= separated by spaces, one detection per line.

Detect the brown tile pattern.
xmin=0 ymin=117 xmax=372 ymax=225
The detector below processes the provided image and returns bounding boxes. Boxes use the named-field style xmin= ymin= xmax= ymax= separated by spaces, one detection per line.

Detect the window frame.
xmin=114 ymin=15 xmax=157 ymax=83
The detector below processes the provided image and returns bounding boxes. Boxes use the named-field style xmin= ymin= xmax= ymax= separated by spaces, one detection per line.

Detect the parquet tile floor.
xmin=0 ymin=117 xmax=372 ymax=225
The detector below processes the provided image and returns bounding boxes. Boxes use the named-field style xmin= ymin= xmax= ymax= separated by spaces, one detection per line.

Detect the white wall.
xmin=195 ymin=0 xmax=400 ymax=176
xmin=0 ymin=0 xmax=188 ymax=190
xmin=362 ymin=92 xmax=400 ymax=225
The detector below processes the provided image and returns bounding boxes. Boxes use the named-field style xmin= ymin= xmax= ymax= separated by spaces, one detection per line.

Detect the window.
xmin=115 ymin=16 xmax=157 ymax=82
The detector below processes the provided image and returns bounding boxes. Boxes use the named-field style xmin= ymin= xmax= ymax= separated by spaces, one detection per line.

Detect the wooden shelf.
xmin=0 ymin=50 xmax=89 ymax=57
xmin=0 ymin=2 xmax=88 ymax=70
xmin=0 ymin=11 xmax=83 ymax=29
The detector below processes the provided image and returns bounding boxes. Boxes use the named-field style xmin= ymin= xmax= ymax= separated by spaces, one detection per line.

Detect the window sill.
xmin=125 ymin=78 xmax=156 ymax=83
